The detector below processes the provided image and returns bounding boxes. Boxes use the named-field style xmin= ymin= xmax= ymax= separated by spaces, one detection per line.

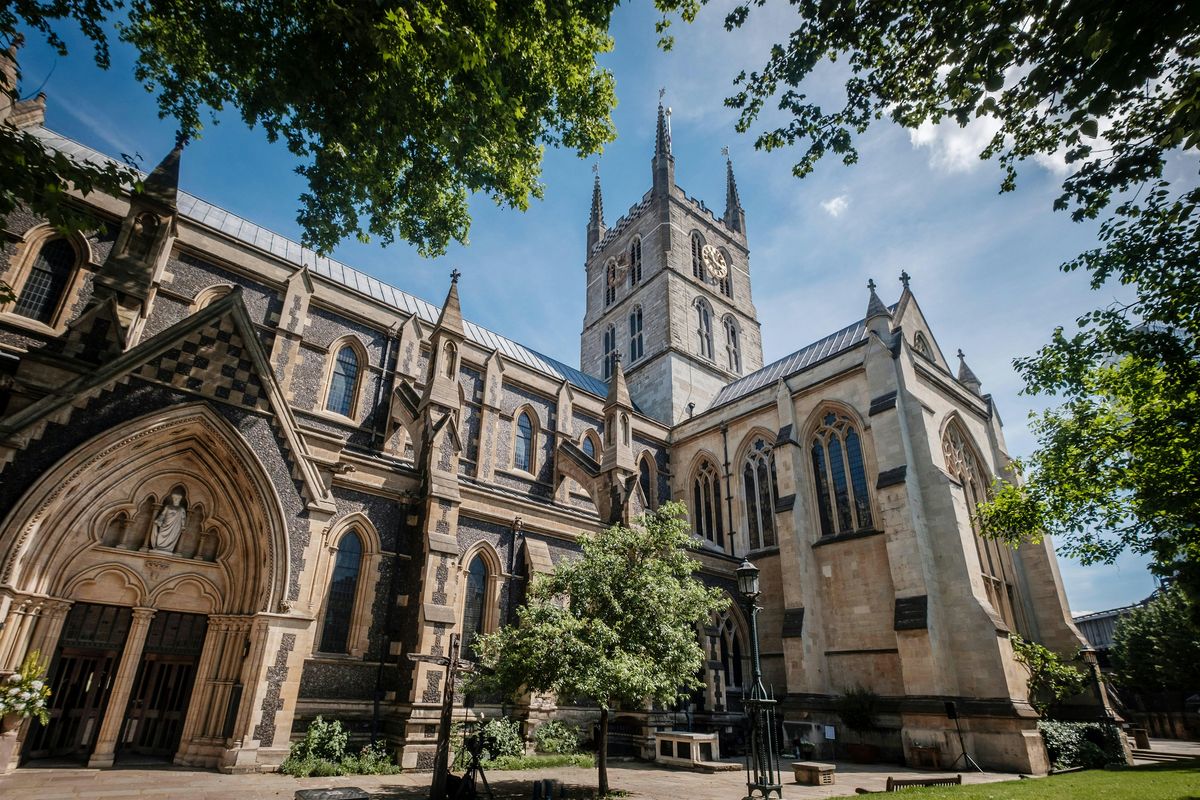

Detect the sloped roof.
xmin=30 ymin=127 xmax=611 ymax=400
xmin=710 ymin=306 xmax=896 ymax=409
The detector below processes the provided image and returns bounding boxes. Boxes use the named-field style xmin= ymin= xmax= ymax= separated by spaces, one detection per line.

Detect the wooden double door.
xmin=23 ymin=604 xmax=208 ymax=763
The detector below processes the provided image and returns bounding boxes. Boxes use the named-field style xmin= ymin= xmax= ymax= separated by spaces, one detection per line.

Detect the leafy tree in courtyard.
xmin=1109 ymin=587 xmax=1200 ymax=697
xmin=471 ymin=502 xmax=727 ymax=796
xmin=1009 ymin=634 xmax=1087 ymax=717
xmin=2 ymin=0 xmax=631 ymax=256
xmin=655 ymin=1 xmax=1200 ymax=599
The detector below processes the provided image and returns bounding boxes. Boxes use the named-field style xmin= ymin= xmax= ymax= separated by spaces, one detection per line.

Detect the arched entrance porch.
xmin=0 ymin=403 xmax=303 ymax=772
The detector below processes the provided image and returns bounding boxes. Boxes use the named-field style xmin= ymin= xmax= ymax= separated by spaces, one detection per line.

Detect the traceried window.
xmin=639 ymin=454 xmax=654 ymax=507
xmin=326 ymin=344 xmax=360 ymax=417
xmin=602 ymin=324 xmax=617 ymax=379
xmin=743 ymin=437 xmax=779 ymax=551
xmin=12 ymin=237 xmax=77 ymax=324
xmin=916 ymin=331 xmax=936 ymax=357
xmin=696 ymin=299 xmax=714 ymax=359
xmin=629 ymin=237 xmax=643 ymax=286
xmin=605 ymin=260 xmax=617 ymax=306
xmin=319 ymin=531 xmax=363 ymax=653
xmin=514 ymin=411 xmax=535 ymax=472
xmin=810 ymin=411 xmax=874 ymax=537
xmin=724 ymin=316 xmax=741 ymax=373
xmin=718 ymin=614 xmax=744 ymax=692
xmin=629 ymin=306 xmax=644 ymax=362
xmin=943 ymin=420 xmax=1022 ymax=631
xmin=581 ymin=433 xmax=597 ymax=460
xmin=691 ymin=233 xmax=706 ymax=281
xmin=693 ymin=459 xmax=723 ymax=549
xmin=461 ymin=554 xmax=488 ymax=656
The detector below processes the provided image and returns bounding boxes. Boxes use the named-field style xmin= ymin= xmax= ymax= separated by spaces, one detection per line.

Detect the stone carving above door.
xmin=97 ymin=482 xmax=224 ymax=563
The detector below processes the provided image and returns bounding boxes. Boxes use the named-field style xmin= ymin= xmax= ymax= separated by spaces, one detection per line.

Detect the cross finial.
xmin=659 ymin=86 xmax=666 ymax=101
xmin=957 ymin=348 xmax=965 ymax=360
xmin=867 ymin=278 xmax=877 ymax=292
xmin=450 ymin=268 xmax=461 ymax=284
xmin=721 ymin=145 xmax=730 ymax=158
xmin=899 ymin=270 xmax=911 ymax=290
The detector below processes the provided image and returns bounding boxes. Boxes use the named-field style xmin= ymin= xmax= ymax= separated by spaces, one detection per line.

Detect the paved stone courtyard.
xmin=0 ymin=759 xmax=1016 ymax=800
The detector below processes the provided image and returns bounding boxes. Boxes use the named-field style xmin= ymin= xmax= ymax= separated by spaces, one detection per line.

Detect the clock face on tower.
xmin=701 ymin=244 xmax=728 ymax=280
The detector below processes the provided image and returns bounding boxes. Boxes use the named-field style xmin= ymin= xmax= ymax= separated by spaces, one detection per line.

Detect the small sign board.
xmin=824 ymin=725 xmax=836 ymax=740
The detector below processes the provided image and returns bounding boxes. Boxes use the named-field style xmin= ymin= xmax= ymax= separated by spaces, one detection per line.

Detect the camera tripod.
xmin=947 ymin=713 xmax=984 ymax=773
xmin=450 ymin=727 xmax=495 ymax=800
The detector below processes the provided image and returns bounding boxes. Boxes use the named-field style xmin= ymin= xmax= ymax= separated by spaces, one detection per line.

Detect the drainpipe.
xmin=721 ymin=424 xmax=734 ymax=554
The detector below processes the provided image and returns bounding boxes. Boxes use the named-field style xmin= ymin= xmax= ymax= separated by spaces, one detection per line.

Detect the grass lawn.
xmin=900 ymin=761 xmax=1200 ymax=799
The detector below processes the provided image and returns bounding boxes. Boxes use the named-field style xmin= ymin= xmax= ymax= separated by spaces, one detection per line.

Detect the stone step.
xmin=1132 ymin=750 xmax=1196 ymax=763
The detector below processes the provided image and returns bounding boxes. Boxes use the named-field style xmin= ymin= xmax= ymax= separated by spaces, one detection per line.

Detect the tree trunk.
xmin=598 ymin=705 xmax=609 ymax=796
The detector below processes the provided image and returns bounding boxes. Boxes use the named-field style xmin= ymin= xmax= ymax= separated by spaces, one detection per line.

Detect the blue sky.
xmin=16 ymin=2 xmax=1157 ymax=614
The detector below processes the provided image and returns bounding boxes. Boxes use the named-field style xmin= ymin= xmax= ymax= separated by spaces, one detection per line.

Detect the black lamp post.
xmin=736 ymin=558 xmax=781 ymax=799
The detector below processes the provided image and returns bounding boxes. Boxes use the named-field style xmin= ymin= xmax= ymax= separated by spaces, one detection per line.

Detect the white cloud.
xmin=820 ymin=194 xmax=849 ymax=217
xmin=909 ymin=116 xmax=1003 ymax=174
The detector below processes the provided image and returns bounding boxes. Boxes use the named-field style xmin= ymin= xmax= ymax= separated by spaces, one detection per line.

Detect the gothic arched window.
xmin=443 ymin=340 xmax=458 ymax=378
xmin=718 ymin=250 xmax=732 ymax=297
xmin=602 ymin=324 xmax=617 ymax=379
xmin=605 ymin=259 xmax=617 ymax=307
xmin=696 ymin=299 xmax=714 ymax=359
xmin=691 ymin=233 xmax=706 ymax=281
xmin=810 ymin=411 xmax=874 ymax=537
xmin=629 ymin=306 xmax=644 ymax=362
xmin=724 ymin=316 xmax=741 ymax=374
xmin=718 ymin=614 xmax=744 ymax=691
xmin=629 ymin=237 xmax=643 ymax=286
xmin=943 ymin=420 xmax=1021 ymax=630
xmin=12 ymin=237 xmax=77 ymax=324
xmin=743 ymin=437 xmax=779 ymax=551
xmin=319 ymin=531 xmax=363 ymax=653
xmin=514 ymin=411 xmax=535 ymax=472
xmin=913 ymin=331 xmax=934 ymax=360
xmin=693 ymin=459 xmax=723 ymax=548
xmin=582 ymin=432 xmax=598 ymax=460
xmin=326 ymin=344 xmax=361 ymax=417
xmin=639 ymin=454 xmax=655 ymax=507
xmin=461 ymin=554 xmax=488 ymax=656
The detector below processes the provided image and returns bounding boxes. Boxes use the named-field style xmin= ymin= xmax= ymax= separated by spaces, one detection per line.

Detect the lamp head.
xmin=736 ymin=558 xmax=760 ymax=599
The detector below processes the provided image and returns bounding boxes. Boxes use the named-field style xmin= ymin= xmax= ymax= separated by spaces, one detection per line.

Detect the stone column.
xmin=88 ymin=607 xmax=156 ymax=768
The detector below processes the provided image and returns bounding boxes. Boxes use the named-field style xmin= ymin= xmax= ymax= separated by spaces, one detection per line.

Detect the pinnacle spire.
xmin=652 ymin=93 xmax=675 ymax=194
xmin=655 ymin=92 xmax=672 ymax=158
xmin=605 ymin=352 xmax=632 ymax=410
xmin=723 ymin=149 xmax=746 ymax=234
xmin=957 ymin=349 xmax=982 ymax=395
xmin=866 ymin=278 xmax=891 ymax=323
xmin=587 ymin=164 xmax=606 ymax=253
xmin=434 ymin=269 xmax=465 ymax=337
xmin=142 ymin=133 xmax=185 ymax=209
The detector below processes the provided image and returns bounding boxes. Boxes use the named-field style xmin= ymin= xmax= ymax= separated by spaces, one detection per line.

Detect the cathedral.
xmin=0 ymin=62 xmax=1093 ymax=776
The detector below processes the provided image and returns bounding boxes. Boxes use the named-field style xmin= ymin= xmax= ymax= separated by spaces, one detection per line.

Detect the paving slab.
xmin=0 ymin=759 xmax=1019 ymax=799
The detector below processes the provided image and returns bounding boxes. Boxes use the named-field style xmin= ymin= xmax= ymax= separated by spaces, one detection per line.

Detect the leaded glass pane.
xmin=811 ymin=442 xmax=834 ymax=537
xmin=461 ymin=556 xmax=488 ymax=657
xmin=14 ymin=238 xmax=75 ymax=323
xmin=744 ymin=462 xmax=760 ymax=550
xmin=326 ymin=346 xmax=359 ymax=416
xmin=515 ymin=413 xmax=533 ymax=471
xmin=757 ymin=458 xmax=776 ymax=547
xmin=828 ymin=436 xmax=853 ymax=532
xmin=845 ymin=429 xmax=873 ymax=529
xmin=639 ymin=458 xmax=653 ymax=507
xmin=319 ymin=532 xmax=362 ymax=653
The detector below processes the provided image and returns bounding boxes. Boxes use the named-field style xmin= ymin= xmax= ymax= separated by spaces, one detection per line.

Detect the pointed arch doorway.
xmin=0 ymin=403 xmax=298 ymax=772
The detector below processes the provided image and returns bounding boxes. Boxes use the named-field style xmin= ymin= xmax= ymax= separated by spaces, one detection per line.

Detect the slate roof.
xmin=30 ymin=127 xmax=612 ymax=400
xmin=709 ymin=306 xmax=896 ymax=409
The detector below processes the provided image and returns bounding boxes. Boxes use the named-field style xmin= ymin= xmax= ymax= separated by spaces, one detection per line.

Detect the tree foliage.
xmin=3 ymin=0 xmax=628 ymax=256
xmin=1009 ymin=633 xmax=1088 ymax=717
xmin=661 ymin=1 xmax=1200 ymax=590
xmin=1109 ymin=587 xmax=1200 ymax=696
xmin=471 ymin=502 xmax=727 ymax=795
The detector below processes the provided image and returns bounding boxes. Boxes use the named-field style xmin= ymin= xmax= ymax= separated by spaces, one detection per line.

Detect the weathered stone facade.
xmin=0 ymin=85 xmax=1096 ymax=776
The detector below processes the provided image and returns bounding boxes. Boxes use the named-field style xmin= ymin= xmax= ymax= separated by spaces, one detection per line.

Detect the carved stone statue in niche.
xmin=148 ymin=489 xmax=188 ymax=554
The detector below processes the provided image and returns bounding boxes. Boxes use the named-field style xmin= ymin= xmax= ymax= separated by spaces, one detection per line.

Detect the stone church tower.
xmin=580 ymin=103 xmax=764 ymax=425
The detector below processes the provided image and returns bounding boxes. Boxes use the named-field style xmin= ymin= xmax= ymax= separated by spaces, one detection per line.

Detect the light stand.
xmin=945 ymin=701 xmax=983 ymax=773
xmin=737 ymin=559 xmax=782 ymax=800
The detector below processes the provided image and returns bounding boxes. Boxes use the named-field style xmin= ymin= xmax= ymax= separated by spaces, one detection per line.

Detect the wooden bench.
xmin=855 ymin=775 xmax=962 ymax=793
xmin=791 ymin=761 xmax=836 ymax=785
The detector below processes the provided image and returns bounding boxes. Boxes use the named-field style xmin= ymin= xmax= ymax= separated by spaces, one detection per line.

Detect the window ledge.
xmin=495 ymin=467 xmax=551 ymax=488
xmin=308 ymin=408 xmax=360 ymax=427
xmin=744 ymin=545 xmax=780 ymax=558
xmin=0 ymin=310 xmax=58 ymax=336
xmin=811 ymin=528 xmax=884 ymax=548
